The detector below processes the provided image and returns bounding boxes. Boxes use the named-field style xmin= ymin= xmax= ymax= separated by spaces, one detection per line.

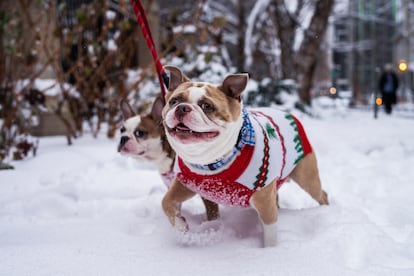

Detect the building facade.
xmin=332 ymin=0 xmax=397 ymax=104
xmin=394 ymin=0 xmax=414 ymax=101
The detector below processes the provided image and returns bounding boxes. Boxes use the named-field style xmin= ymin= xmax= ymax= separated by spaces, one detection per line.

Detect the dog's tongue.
xmin=176 ymin=123 xmax=191 ymax=131
xmin=170 ymin=123 xmax=219 ymax=142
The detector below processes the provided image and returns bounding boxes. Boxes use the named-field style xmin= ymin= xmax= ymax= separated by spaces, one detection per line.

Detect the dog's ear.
xmin=219 ymin=73 xmax=249 ymax=101
xmin=120 ymin=99 xmax=136 ymax=119
xmin=164 ymin=65 xmax=190 ymax=92
xmin=150 ymin=95 xmax=165 ymax=125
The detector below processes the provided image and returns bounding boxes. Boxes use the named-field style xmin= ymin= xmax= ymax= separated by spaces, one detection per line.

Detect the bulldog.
xmin=161 ymin=66 xmax=329 ymax=247
xmin=118 ymin=97 xmax=219 ymax=221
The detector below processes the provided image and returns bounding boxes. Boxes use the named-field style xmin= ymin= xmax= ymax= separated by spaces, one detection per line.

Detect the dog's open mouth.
xmin=168 ymin=123 xmax=219 ymax=142
xmin=118 ymin=146 xmax=145 ymax=156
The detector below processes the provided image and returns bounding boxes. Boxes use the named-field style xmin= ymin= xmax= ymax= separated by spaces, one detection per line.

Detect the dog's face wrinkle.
xmin=168 ymin=84 xmax=237 ymax=124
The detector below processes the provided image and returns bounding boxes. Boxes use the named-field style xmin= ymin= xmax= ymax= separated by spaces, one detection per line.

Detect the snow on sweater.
xmin=175 ymin=108 xmax=312 ymax=207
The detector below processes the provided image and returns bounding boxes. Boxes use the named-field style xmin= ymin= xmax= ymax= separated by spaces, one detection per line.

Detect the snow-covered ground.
xmin=1 ymin=104 xmax=414 ymax=276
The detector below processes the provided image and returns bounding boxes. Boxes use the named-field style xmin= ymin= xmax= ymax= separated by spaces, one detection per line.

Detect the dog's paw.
xmin=174 ymin=216 xmax=189 ymax=232
xmin=263 ymin=223 xmax=278 ymax=247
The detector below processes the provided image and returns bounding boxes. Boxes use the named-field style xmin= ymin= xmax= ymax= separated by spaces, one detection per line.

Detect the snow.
xmin=1 ymin=106 xmax=414 ymax=275
xmin=107 ymin=39 xmax=117 ymax=51
xmin=244 ymin=0 xmax=270 ymax=68
xmin=172 ymin=25 xmax=196 ymax=34
xmin=105 ymin=10 xmax=116 ymax=21
xmin=14 ymin=79 xmax=80 ymax=98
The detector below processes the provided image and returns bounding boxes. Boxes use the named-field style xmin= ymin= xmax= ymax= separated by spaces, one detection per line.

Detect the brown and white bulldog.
xmin=118 ymin=97 xmax=219 ymax=221
xmin=161 ymin=66 xmax=329 ymax=247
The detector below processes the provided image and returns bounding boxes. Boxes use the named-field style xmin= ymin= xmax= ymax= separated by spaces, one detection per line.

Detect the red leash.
xmin=130 ymin=0 xmax=169 ymax=100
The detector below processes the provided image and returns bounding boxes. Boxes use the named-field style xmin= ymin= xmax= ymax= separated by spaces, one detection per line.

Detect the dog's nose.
xmin=175 ymin=104 xmax=192 ymax=121
xmin=118 ymin=136 xmax=130 ymax=152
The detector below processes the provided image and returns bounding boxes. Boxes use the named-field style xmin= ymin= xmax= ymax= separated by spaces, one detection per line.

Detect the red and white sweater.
xmin=175 ymin=108 xmax=312 ymax=207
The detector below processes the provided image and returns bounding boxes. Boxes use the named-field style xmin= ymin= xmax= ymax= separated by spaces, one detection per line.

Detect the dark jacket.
xmin=378 ymin=71 xmax=399 ymax=95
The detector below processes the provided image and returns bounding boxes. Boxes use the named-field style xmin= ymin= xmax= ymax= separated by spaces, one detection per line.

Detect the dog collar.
xmin=190 ymin=109 xmax=255 ymax=171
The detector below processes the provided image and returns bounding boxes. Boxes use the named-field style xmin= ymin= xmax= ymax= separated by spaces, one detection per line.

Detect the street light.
xmin=398 ymin=60 xmax=409 ymax=102
xmin=398 ymin=60 xmax=408 ymax=72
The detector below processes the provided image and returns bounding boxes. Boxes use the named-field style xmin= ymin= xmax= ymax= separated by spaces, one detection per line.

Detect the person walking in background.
xmin=378 ymin=64 xmax=399 ymax=114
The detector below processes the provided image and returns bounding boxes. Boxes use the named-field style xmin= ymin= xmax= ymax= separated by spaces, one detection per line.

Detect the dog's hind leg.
xmin=250 ymin=180 xmax=278 ymax=247
xmin=290 ymin=152 xmax=329 ymax=205
xmin=201 ymin=198 xmax=220 ymax=221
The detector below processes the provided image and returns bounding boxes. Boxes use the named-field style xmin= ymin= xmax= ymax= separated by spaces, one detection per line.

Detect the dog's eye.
xmin=169 ymin=97 xmax=180 ymax=106
xmin=199 ymin=102 xmax=215 ymax=113
xmin=134 ymin=129 xmax=147 ymax=138
xmin=120 ymin=126 xmax=126 ymax=133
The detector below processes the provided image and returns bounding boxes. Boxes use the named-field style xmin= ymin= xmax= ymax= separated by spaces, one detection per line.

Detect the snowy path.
xmin=1 ymin=109 xmax=414 ymax=276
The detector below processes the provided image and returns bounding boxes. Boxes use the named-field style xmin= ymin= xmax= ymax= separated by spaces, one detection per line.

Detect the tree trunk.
xmin=0 ymin=13 xmax=4 ymax=84
xmin=237 ymin=0 xmax=246 ymax=72
xmin=296 ymin=0 xmax=334 ymax=105
xmin=272 ymin=0 xmax=297 ymax=79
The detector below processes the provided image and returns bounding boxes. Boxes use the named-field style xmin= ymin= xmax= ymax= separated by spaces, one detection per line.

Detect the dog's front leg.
xmin=162 ymin=178 xmax=196 ymax=232
xmin=250 ymin=180 xmax=278 ymax=247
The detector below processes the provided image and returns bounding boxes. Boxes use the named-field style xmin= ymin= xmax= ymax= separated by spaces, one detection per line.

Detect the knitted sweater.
xmin=175 ymin=108 xmax=312 ymax=207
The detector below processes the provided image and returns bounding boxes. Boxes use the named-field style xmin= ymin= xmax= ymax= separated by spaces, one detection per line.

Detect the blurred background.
xmin=0 ymin=0 xmax=413 ymax=166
